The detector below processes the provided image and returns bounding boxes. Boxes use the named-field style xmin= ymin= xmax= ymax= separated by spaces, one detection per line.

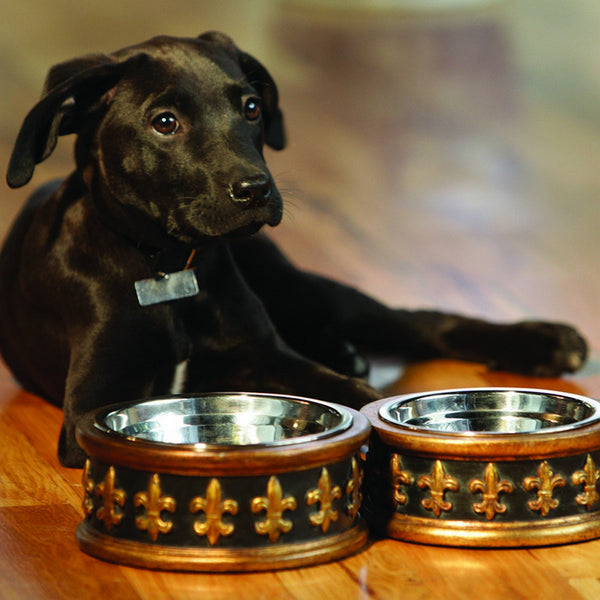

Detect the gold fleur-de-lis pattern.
xmin=390 ymin=453 xmax=414 ymax=507
xmin=372 ymin=453 xmax=600 ymax=521
xmin=82 ymin=459 xmax=95 ymax=517
xmin=573 ymin=454 xmax=600 ymax=510
xmin=524 ymin=461 xmax=566 ymax=516
xmin=95 ymin=465 xmax=126 ymax=530
xmin=80 ymin=453 xmax=600 ymax=546
xmin=251 ymin=475 xmax=296 ymax=542
xmin=134 ymin=473 xmax=176 ymax=541
xmin=346 ymin=456 xmax=364 ymax=520
xmin=79 ymin=457 xmax=364 ymax=544
xmin=307 ymin=467 xmax=342 ymax=533
xmin=469 ymin=463 xmax=513 ymax=520
xmin=418 ymin=460 xmax=459 ymax=517
xmin=190 ymin=478 xmax=238 ymax=545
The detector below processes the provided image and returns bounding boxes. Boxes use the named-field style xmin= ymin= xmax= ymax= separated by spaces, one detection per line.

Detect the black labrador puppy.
xmin=0 ymin=32 xmax=587 ymax=467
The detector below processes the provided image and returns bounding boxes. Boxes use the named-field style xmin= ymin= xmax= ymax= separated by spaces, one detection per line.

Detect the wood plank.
xmin=0 ymin=417 xmax=77 ymax=508
xmin=0 ymin=505 xmax=141 ymax=600
xmin=569 ymin=579 xmax=600 ymax=600
xmin=277 ymin=561 xmax=371 ymax=600
xmin=410 ymin=545 xmax=586 ymax=600
xmin=123 ymin=568 xmax=294 ymax=600
xmin=337 ymin=540 xmax=430 ymax=599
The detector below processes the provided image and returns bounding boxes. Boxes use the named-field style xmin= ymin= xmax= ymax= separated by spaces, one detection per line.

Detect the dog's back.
xmin=0 ymin=179 xmax=73 ymax=402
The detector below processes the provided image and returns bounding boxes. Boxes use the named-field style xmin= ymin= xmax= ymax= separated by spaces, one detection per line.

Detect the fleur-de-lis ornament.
xmin=572 ymin=454 xmax=600 ymax=510
xmin=307 ymin=468 xmax=342 ymax=533
xmin=190 ymin=478 xmax=238 ymax=546
xmin=390 ymin=454 xmax=414 ymax=507
xmin=251 ymin=476 xmax=297 ymax=542
xmin=345 ymin=456 xmax=364 ymax=520
xmin=82 ymin=458 xmax=95 ymax=517
xmin=95 ymin=466 xmax=126 ymax=530
xmin=134 ymin=473 xmax=176 ymax=541
xmin=524 ymin=461 xmax=565 ymax=516
xmin=469 ymin=463 xmax=513 ymax=520
xmin=417 ymin=460 xmax=459 ymax=517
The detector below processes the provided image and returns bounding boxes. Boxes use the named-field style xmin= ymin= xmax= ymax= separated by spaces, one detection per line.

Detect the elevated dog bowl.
xmin=361 ymin=388 xmax=600 ymax=547
xmin=75 ymin=393 xmax=371 ymax=571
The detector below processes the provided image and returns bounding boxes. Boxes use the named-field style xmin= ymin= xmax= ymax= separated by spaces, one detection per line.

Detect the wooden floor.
xmin=1 ymin=0 xmax=600 ymax=598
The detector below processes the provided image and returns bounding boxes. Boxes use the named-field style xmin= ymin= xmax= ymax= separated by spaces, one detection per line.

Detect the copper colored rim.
xmin=362 ymin=389 xmax=600 ymax=460
xmin=76 ymin=394 xmax=371 ymax=476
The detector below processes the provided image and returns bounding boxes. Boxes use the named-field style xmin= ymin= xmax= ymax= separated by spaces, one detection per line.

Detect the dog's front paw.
xmin=307 ymin=328 xmax=370 ymax=379
xmin=326 ymin=340 xmax=370 ymax=379
xmin=490 ymin=321 xmax=588 ymax=377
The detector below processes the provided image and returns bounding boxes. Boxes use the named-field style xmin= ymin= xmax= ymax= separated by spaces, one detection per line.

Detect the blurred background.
xmin=1 ymin=0 xmax=599 ymax=376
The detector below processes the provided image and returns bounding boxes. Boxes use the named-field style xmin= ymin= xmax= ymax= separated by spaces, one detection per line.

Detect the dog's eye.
xmin=152 ymin=112 xmax=180 ymax=135
xmin=244 ymin=97 xmax=261 ymax=121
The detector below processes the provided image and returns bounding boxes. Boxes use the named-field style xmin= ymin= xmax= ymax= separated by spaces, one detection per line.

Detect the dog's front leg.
xmin=232 ymin=235 xmax=587 ymax=377
xmin=178 ymin=245 xmax=383 ymax=411
xmin=58 ymin=315 xmax=183 ymax=467
xmin=185 ymin=335 xmax=382 ymax=412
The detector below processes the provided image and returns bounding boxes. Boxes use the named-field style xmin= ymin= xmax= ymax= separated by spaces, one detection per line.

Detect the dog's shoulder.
xmin=18 ymin=176 xmax=84 ymax=249
xmin=8 ymin=175 xmax=118 ymax=279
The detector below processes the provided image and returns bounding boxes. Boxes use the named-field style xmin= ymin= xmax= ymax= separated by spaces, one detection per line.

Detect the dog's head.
xmin=7 ymin=32 xmax=286 ymax=244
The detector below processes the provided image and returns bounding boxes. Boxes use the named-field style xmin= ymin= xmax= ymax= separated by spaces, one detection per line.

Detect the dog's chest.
xmin=143 ymin=245 xmax=274 ymax=351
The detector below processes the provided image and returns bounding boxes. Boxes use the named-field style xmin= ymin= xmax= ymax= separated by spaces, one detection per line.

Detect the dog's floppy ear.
xmin=6 ymin=54 xmax=141 ymax=188
xmin=238 ymin=51 xmax=285 ymax=151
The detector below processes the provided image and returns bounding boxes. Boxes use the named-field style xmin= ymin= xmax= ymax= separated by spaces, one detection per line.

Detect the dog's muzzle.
xmin=228 ymin=175 xmax=272 ymax=208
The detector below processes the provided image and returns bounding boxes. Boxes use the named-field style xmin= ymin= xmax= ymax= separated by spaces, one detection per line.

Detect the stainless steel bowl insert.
xmin=378 ymin=388 xmax=600 ymax=434
xmin=96 ymin=393 xmax=353 ymax=446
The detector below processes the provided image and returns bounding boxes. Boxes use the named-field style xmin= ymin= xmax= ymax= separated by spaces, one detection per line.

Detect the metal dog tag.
xmin=135 ymin=269 xmax=200 ymax=306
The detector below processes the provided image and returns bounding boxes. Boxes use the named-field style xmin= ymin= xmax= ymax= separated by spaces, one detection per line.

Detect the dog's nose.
xmin=229 ymin=175 xmax=272 ymax=208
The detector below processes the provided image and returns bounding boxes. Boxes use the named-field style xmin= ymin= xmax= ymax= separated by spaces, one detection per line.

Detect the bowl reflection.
xmin=97 ymin=393 xmax=353 ymax=447
xmin=378 ymin=388 xmax=600 ymax=435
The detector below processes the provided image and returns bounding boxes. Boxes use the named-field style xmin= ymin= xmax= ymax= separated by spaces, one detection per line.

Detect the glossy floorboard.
xmin=1 ymin=1 xmax=600 ymax=598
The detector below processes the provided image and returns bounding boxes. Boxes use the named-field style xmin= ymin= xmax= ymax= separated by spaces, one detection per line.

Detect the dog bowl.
xmin=75 ymin=393 xmax=371 ymax=571
xmin=361 ymin=388 xmax=600 ymax=547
